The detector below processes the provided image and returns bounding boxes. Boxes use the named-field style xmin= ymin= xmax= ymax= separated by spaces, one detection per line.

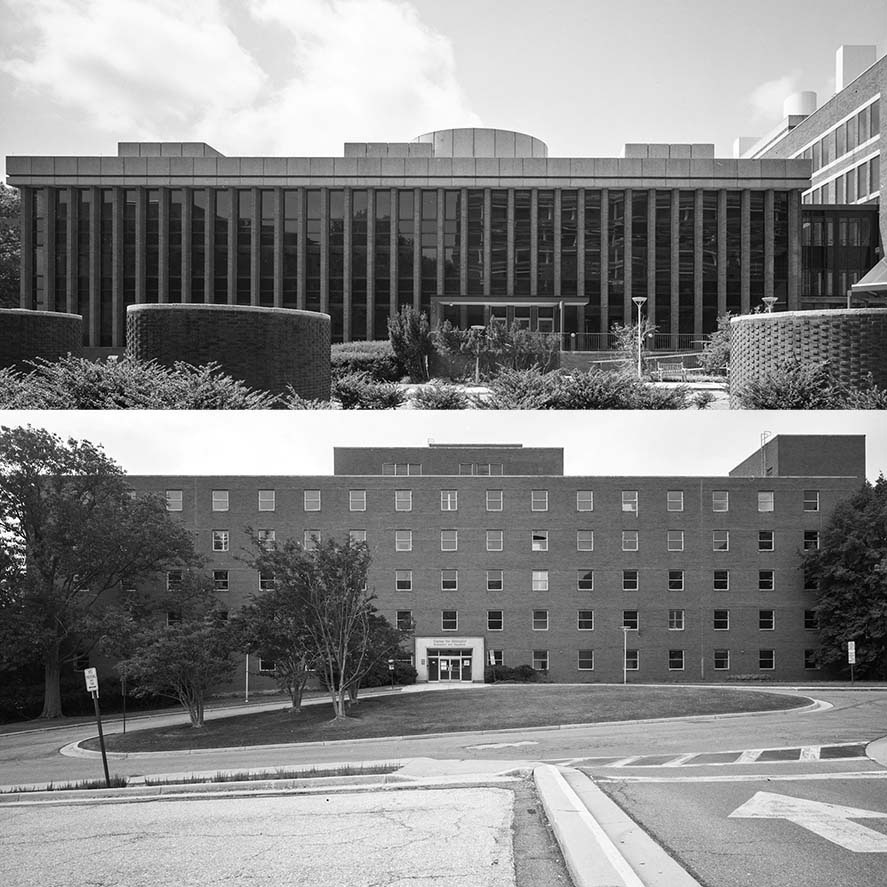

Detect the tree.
xmin=0 ymin=183 xmax=20 ymax=309
xmin=250 ymin=534 xmax=383 ymax=720
xmin=388 ymin=306 xmax=434 ymax=382
xmin=120 ymin=577 xmax=234 ymax=727
xmin=805 ymin=477 xmax=887 ymax=678
xmin=610 ymin=319 xmax=657 ymax=376
xmin=0 ymin=425 xmax=201 ymax=718
xmin=699 ymin=314 xmax=731 ymax=375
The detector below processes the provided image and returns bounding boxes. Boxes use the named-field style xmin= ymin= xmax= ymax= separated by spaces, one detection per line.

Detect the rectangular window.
xmin=804 ymin=609 xmax=819 ymax=630
xmin=758 ymin=491 xmax=774 ymax=512
xmin=258 ymin=657 xmax=275 ymax=673
xmin=758 ymin=530 xmax=775 ymax=552
xmin=623 ymin=610 xmax=639 ymax=630
xmin=622 ymin=570 xmax=639 ymax=591
xmin=304 ymin=490 xmax=321 ymax=511
xmin=487 ymin=569 xmax=504 ymax=591
xmin=440 ymin=569 xmax=458 ymax=591
xmin=667 ymin=490 xmax=684 ymax=512
xmin=759 ymin=570 xmax=775 ymax=591
xmin=166 ymin=489 xmax=183 ymax=511
xmin=212 ymin=490 xmax=229 ymax=512
xmin=667 ymin=530 xmax=684 ymax=551
xmin=212 ymin=569 xmax=229 ymax=591
xmin=486 ymin=490 xmax=503 ymax=511
xmin=668 ymin=649 xmax=685 ymax=670
xmin=577 ymin=609 xmax=595 ymax=630
xmin=712 ymin=530 xmax=729 ymax=551
xmin=668 ymin=609 xmax=684 ymax=631
xmin=803 ymin=490 xmax=820 ymax=512
xmin=532 ymin=609 xmax=549 ymax=631
xmin=440 ymin=529 xmax=458 ymax=551
xmin=532 ymin=570 xmax=549 ymax=591
xmin=486 ymin=530 xmax=504 ymax=551
xmin=532 ymin=490 xmax=549 ymax=512
xmin=577 ymin=570 xmax=594 ymax=592
xmin=212 ymin=529 xmax=229 ymax=552
xmin=625 ymin=649 xmax=639 ymax=670
xmin=576 ymin=490 xmax=594 ymax=512
xmin=533 ymin=650 xmax=549 ymax=671
xmin=396 ymin=610 xmax=413 ymax=631
xmin=759 ymin=649 xmax=775 ymax=670
xmin=349 ymin=490 xmax=366 ymax=512
xmin=349 ymin=529 xmax=367 ymax=544
xmin=712 ymin=491 xmax=729 ymax=512
xmin=622 ymin=530 xmax=639 ymax=551
xmin=489 ymin=649 xmax=504 ymax=667
xmin=303 ymin=529 xmax=319 ymax=550
xmin=713 ymin=648 xmax=730 ymax=670
xmin=395 ymin=490 xmax=412 ymax=512
xmin=713 ymin=570 xmax=729 ymax=591
xmin=166 ymin=570 xmax=183 ymax=592
xmin=759 ymin=609 xmax=775 ymax=630
xmin=259 ymin=570 xmax=275 ymax=591
xmin=258 ymin=489 xmax=275 ymax=511
xmin=532 ymin=530 xmax=549 ymax=552
xmin=622 ymin=490 xmax=638 ymax=513
xmin=487 ymin=609 xmax=503 ymax=631
xmin=577 ymin=530 xmax=594 ymax=551
xmin=803 ymin=531 xmax=820 ymax=550
xmin=257 ymin=528 xmax=276 ymax=550
xmin=668 ymin=570 xmax=684 ymax=591
xmin=713 ymin=609 xmax=730 ymax=630
xmin=578 ymin=649 xmax=594 ymax=670
xmin=441 ymin=610 xmax=458 ymax=631
xmin=804 ymin=649 xmax=820 ymax=670
xmin=395 ymin=570 xmax=412 ymax=591
xmin=440 ymin=490 xmax=458 ymax=511
xmin=395 ymin=529 xmax=412 ymax=551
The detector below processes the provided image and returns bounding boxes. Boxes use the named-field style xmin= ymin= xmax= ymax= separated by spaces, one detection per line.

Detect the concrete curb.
xmin=866 ymin=736 xmax=887 ymax=767
xmin=534 ymin=764 xmax=703 ymax=887
xmin=62 ymin=694 xmax=824 ymax=760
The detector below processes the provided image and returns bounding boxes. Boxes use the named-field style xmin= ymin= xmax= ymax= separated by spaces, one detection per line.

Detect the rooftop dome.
xmin=412 ymin=128 xmax=548 ymax=158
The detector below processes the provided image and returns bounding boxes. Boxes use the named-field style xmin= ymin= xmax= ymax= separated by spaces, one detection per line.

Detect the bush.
xmin=332 ymin=372 xmax=405 ymax=409
xmin=736 ymin=361 xmax=887 ymax=409
xmin=699 ymin=315 xmax=731 ymax=375
xmin=360 ymin=660 xmax=418 ymax=688
xmin=330 ymin=341 xmax=403 ymax=382
xmin=484 ymin=663 xmax=541 ymax=683
xmin=692 ymin=390 xmax=717 ymax=410
xmin=280 ymin=388 xmax=334 ymax=409
xmin=388 ymin=307 xmax=434 ymax=382
xmin=411 ymin=381 xmax=470 ymax=410
xmin=0 ymin=357 xmax=278 ymax=409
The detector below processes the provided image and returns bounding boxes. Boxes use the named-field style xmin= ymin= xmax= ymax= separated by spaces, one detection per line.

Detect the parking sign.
xmin=84 ymin=667 xmax=99 ymax=693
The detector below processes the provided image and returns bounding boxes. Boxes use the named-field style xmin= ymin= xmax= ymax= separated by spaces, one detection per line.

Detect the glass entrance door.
xmin=439 ymin=656 xmax=461 ymax=681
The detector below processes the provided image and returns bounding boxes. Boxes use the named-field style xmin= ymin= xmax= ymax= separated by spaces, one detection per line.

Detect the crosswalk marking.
xmin=800 ymin=746 xmax=820 ymax=761
xmin=737 ymin=749 xmax=763 ymax=763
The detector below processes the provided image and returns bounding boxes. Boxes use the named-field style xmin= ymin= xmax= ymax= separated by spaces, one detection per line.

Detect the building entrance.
xmin=427 ymin=648 xmax=473 ymax=682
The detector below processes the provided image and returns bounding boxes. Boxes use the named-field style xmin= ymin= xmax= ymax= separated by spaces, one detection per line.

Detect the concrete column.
xmin=89 ymin=186 xmax=100 ymax=346
xmin=135 ymin=189 xmax=146 ymax=305
xmin=483 ymin=188 xmax=492 ymax=298
xmin=389 ymin=187 xmax=398 ymax=319
xmin=577 ymin=190 xmax=586 ymax=336
xmin=227 ymin=187 xmax=236 ymax=305
xmin=646 ymin=189 xmax=656 ymax=329
xmin=764 ymin=189 xmax=775 ymax=302
xmin=205 ymin=188 xmax=215 ymax=303
xmin=717 ymin=190 xmax=727 ymax=317
xmin=788 ymin=189 xmax=801 ymax=310
xmin=158 ymin=188 xmax=169 ymax=303
xmin=19 ymin=187 xmax=33 ymax=308
xmin=436 ymin=188 xmax=445 ymax=305
xmin=367 ymin=189 xmax=375 ymax=339
xmin=694 ymin=189 xmax=703 ymax=340
xmin=273 ymin=188 xmax=283 ymax=308
xmin=66 ymin=187 xmax=77 ymax=313
xmin=740 ymin=189 xmax=751 ymax=314
xmin=413 ymin=187 xmax=421 ymax=311
xmin=506 ymin=189 xmax=515 ymax=296
xmin=181 ymin=189 xmax=192 ymax=303
xmin=320 ymin=188 xmax=329 ymax=314
xmin=250 ymin=187 xmax=260 ymax=306
xmin=670 ymin=189 xmax=680 ymax=347
xmin=112 ymin=189 xmax=124 ymax=346
xmin=44 ymin=188 xmax=55 ymax=312
xmin=623 ymin=188 xmax=633 ymax=324
xmin=296 ymin=188 xmax=306 ymax=310
xmin=553 ymin=189 xmax=562 ymax=297
xmin=530 ymin=189 xmax=538 ymax=298
xmin=343 ymin=187 xmax=352 ymax=342
xmin=600 ymin=189 xmax=609 ymax=336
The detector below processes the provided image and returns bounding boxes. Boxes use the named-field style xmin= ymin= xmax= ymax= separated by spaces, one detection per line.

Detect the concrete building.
xmin=128 ymin=435 xmax=865 ymax=685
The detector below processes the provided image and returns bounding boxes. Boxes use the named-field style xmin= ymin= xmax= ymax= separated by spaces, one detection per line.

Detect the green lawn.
xmin=85 ymin=684 xmax=808 ymax=753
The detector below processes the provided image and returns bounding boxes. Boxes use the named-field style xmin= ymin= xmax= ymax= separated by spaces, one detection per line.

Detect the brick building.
xmin=129 ymin=434 xmax=865 ymax=685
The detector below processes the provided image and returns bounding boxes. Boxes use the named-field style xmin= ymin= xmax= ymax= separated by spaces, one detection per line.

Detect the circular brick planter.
xmin=0 ymin=309 xmax=83 ymax=370
xmin=126 ymin=304 xmax=331 ymax=399
xmin=730 ymin=308 xmax=887 ymax=405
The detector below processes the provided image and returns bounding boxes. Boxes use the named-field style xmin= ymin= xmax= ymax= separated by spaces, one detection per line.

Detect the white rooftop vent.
xmin=783 ymin=91 xmax=817 ymax=117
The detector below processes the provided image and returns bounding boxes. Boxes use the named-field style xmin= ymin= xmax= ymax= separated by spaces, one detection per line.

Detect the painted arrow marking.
xmin=463 ymin=740 xmax=539 ymax=750
xmin=729 ymin=791 xmax=887 ymax=852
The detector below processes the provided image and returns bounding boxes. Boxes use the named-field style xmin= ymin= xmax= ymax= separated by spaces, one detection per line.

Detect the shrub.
xmin=411 ymin=381 xmax=470 ymax=410
xmin=483 ymin=664 xmax=541 ymax=683
xmin=280 ymin=388 xmax=334 ymax=409
xmin=332 ymin=372 xmax=405 ymax=409
xmin=692 ymin=390 xmax=717 ymax=410
xmin=330 ymin=341 xmax=402 ymax=382
xmin=388 ymin=307 xmax=434 ymax=382
xmin=736 ymin=361 xmax=887 ymax=409
xmin=699 ymin=315 xmax=731 ymax=375
xmin=360 ymin=660 xmax=418 ymax=688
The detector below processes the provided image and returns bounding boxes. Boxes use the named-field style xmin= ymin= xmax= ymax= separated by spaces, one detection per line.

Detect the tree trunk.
xmin=39 ymin=647 xmax=64 ymax=719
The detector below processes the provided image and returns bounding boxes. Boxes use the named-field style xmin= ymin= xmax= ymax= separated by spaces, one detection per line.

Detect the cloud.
xmin=1 ymin=0 xmax=481 ymax=155
xmin=747 ymin=72 xmax=801 ymax=121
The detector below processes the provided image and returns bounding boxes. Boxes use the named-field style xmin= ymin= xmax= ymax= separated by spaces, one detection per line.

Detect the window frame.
xmin=712 ymin=490 xmax=729 ymax=512
xmin=668 ymin=570 xmax=684 ymax=591
xmin=758 ymin=530 xmax=775 ymax=552
xmin=531 ymin=529 xmax=549 ymax=552
xmin=531 ymin=569 xmax=549 ymax=592
xmin=349 ymin=489 xmax=367 ymax=512
xmin=212 ymin=489 xmax=229 ymax=512
xmin=621 ymin=490 xmax=638 ymax=514
xmin=531 ymin=489 xmax=549 ymax=512
xmin=486 ymin=569 xmax=504 ymax=592
xmin=577 ymin=649 xmax=595 ymax=671
xmin=532 ymin=609 xmax=549 ymax=631
xmin=303 ymin=489 xmax=321 ymax=512
xmin=576 ymin=530 xmax=594 ymax=551
xmin=622 ymin=569 xmax=639 ymax=592
xmin=440 ymin=489 xmax=458 ymax=511
xmin=395 ymin=529 xmax=412 ymax=552
xmin=803 ymin=490 xmax=820 ymax=512
xmin=395 ymin=569 xmax=413 ymax=592
xmin=758 ymin=569 xmax=775 ymax=592
xmin=712 ymin=530 xmax=730 ymax=552
xmin=622 ymin=530 xmax=639 ymax=552
xmin=395 ymin=489 xmax=412 ymax=512
xmin=440 ymin=569 xmax=458 ymax=592
xmin=487 ymin=609 xmax=504 ymax=631
xmin=713 ymin=570 xmax=730 ymax=591
xmin=668 ymin=609 xmax=685 ymax=631
xmin=668 ymin=649 xmax=685 ymax=671
xmin=759 ymin=609 xmax=775 ymax=631
xmin=576 ymin=490 xmax=594 ymax=512
xmin=441 ymin=610 xmax=458 ymax=631
xmin=486 ymin=529 xmax=504 ymax=552
xmin=166 ymin=489 xmax=183 ymax=512
xmin=667 ymin=529 xmax=684 ymax=552
xmin=211 ymin=529 xmax=230 ymax=552
xmin=440 ymin=529 xmax=458 ymax=552
xmin=258 ymin=489 xmax=276 ymax=512
xmin=713 ymin=609 xmax=730 ymax=631
xmin=757 ymin=491 xmax=775 ymax=513
xmin=486 ymin=489 xmax=503 ymax=512
xmin=666 ymin=490 xmax=684 ymax=512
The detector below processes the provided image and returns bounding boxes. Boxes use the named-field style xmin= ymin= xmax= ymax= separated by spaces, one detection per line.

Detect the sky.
xmin=2 ymin=0 xmax=886 ymax=180
xmin=1 ymin=411 xmax=884 ymax=481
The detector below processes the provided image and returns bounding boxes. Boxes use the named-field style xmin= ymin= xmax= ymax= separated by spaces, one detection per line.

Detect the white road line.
xmin=661 ymin=753 xmax=698 ymax=767
xmin=737 ymin=749 xmax=763 ymax=763
xmin=596 ymin=770 xmax=887 ymax=784
xmin=800 ymin=746 xmax=821 ymax=761
xmin=608 ymin=756 xmax=642 ymax=767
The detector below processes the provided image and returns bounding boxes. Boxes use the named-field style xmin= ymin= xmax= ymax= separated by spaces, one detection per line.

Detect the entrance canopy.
xmin=850 ymin=258 xmax=887 ymax=295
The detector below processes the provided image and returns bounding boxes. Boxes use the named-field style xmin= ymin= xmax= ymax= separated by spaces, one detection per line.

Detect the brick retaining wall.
xmin=0 ymin=309 xmax=82 ymax=370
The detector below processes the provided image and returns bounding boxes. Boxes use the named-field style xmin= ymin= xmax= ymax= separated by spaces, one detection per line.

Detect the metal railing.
xmin=560 ymin=333 xmax=704 ymax=352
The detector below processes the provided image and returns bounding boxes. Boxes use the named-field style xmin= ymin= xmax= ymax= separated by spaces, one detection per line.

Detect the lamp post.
xmin=762 ymin=296 xmax=778 ymax=313
xmin=631 ymin=296 xmax=647 ymax=378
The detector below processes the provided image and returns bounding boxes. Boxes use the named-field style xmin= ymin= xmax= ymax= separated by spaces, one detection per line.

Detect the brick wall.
xmin=0 ymin=308 xmax=82 ymax=369
xmin=125 ymin=304 xmax=331 ymax=398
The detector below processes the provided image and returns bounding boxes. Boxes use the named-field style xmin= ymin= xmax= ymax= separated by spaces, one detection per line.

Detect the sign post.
xmin=388 ymin=658 xmax=395 ymax=690
xmin=848 ymin=641 xmax=856 ymax=684
xmin=84 ymin=668 xmax=111 ymax=788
